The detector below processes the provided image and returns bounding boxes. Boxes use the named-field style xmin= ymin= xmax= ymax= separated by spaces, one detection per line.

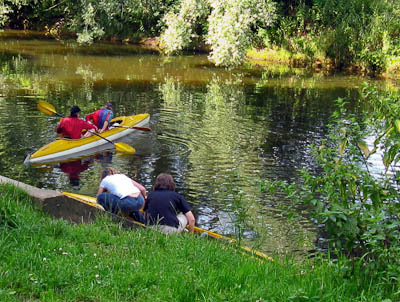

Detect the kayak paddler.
xmin=56 ymin=106 xmax=98 ymax=139
xmin=85 ymin=103 xmax=114 ymax=133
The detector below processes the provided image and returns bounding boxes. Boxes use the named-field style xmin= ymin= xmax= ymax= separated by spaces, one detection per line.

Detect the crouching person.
xmin=145 ymin=173 xmax=195 ymax=234
xmin=97 ymin=167 xmax=146 ymax=223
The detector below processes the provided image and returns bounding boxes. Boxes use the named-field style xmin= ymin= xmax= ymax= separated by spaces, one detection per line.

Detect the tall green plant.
xmin=267 ymin=83 xmax=400 ymax=280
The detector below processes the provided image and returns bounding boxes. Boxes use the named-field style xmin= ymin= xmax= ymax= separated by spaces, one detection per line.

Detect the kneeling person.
xmin=145 ymin=173 xmax=195 ymax=234
xmin=97 ymin=167 xmax=146 ymax=223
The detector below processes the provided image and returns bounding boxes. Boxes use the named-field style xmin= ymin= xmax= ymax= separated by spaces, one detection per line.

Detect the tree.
xmin=160 ymin=0 xmax=276 ymax=67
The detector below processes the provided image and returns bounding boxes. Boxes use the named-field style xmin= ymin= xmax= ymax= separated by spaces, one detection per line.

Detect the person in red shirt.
xmin=56 ymin=106 xmax=98 ymax=139
xmin=59 ymin=158 xmax=92 ymax=190
xmin=85 ymin=103 xmax=114 ymax=133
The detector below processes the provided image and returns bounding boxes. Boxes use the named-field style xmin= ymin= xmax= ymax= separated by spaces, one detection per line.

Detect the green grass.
xmin=245 ymin=47 xmax=334 ymax=71
xmin=246 ymin=48 xmax=298 ymax=64
xmin=0 ymin=184 xmax=398 ymax=302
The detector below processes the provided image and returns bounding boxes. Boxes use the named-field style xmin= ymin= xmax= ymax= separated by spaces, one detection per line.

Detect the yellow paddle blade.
xmin=114 ymin=142 xmax=136 ymax=154
xmin=37 ymin=101 xmax=57 ymax=116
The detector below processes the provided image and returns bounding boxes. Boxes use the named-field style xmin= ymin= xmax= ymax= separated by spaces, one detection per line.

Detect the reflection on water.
xmin=0 ymin=31 xmax=386 ymax=257
xmin=59 ymin=159 xmax=92 ymax=190
xmin=33 ymin=151 xmax=114 ymax=191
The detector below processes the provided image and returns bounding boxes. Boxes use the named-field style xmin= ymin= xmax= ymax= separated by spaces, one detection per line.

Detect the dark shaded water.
xmin=0 ymin=31 xmax=388 ymax=256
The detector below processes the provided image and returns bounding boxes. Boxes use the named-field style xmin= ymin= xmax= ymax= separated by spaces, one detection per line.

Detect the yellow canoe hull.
xmin=27 ymin=114 xmax=150 ymax=164
xmin=62 ymin=191 xmax=273 ymax=261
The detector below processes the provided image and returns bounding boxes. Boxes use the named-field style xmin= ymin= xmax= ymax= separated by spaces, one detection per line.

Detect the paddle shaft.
xmin=89 ymin=131 xmax=116 ymax=145
xmin=113 ymin=125 xmax=151 ymax=131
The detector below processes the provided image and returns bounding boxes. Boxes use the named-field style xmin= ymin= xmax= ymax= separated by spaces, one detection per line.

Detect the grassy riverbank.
xmin=1 ymin=29 xmax=400 ymax=79
xmin=0 ymin=184 xmax=397 ymax=302
xmin=246 ymin=48 xmax=400 ymax=79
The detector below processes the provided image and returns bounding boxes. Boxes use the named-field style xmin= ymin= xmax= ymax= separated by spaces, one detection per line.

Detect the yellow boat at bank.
xmin=62 ymin=191 xmax=273 ymax=262
xmin=25 ymin=113 xmax=150 ymax=164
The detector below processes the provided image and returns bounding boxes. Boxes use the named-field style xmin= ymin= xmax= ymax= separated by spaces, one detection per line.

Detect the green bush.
xmin=0 ymin=0 xmax=176 ymax=42
xmin=259 ymin=0 xmax=400 ymax=73
xmin=267 ymin=84 xmax=400 ymax=281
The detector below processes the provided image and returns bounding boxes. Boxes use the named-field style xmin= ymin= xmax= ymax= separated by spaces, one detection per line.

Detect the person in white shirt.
xmin=97 ymin=167 xmax=147 ymax=223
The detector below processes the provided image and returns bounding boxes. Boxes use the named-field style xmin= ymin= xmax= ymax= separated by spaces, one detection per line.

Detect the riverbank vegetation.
xmin=266 ymin=84 xmax=400 ymax=289
xmin=0 ymin=183 xmax=398 ymax=301
xmin=1 ymin=1 xmax=400 ymax=73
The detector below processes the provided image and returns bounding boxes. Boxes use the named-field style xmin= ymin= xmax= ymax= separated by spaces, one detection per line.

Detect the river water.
xmin=0 ymin=30 xmax=393 ymax=257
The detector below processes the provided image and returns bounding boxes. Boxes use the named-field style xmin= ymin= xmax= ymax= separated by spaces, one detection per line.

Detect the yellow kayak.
xmin=26 ymin=114 xmax=150 ymax=164
xmin=62 ymin=191 xmax=273 ymax=261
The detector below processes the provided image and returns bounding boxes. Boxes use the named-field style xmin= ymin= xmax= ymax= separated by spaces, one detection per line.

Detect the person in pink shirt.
xmin=56 ymin=106 xmax=98 ymax=139
xmin=85 ymin=103 xmax=114 ymax=133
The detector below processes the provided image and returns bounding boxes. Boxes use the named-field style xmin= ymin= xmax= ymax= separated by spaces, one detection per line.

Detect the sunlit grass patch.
xmin=385 ymin=56 xmax=400 ymax=79
xmin=246 ymin=47 xmax=331 ymax=70
xmin=246 ymin=48 xmax=295 ymax=64
xmin=0 ymin=184 xmax=397 ymax=302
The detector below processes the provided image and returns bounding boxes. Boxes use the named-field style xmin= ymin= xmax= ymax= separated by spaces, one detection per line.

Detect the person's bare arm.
xmin=84 ymin=120 xmax=99 ymax=134
xmin=184 ymin=211 xmax=195 ymax=233
xmin=97 ymin=186 xmax=105 ymax=196
xmin=99 ymin=120 xmax=109 ymax=133
xmin=131 ymin=179 xmax=147 ymax=199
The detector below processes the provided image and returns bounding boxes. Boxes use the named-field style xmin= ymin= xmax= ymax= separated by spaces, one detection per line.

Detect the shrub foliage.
xmin=267 ymin=84 xmax=400 ymax=280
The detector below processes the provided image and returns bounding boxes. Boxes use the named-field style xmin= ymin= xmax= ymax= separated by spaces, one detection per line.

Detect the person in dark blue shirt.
xmin=144 ymin=173 xmax=195 ymax=234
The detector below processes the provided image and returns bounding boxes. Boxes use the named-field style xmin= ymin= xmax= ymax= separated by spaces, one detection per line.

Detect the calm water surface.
xmin=0 ymin=31 xmax=391 ymax=257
